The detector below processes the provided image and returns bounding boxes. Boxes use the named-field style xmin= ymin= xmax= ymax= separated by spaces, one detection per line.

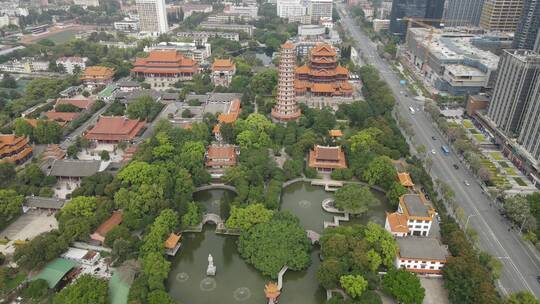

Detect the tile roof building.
xmin=272 ymin=42 xmax=302 ymax=122
xmin=308 ymin=145 xmax=347 ymax=172
xmin=85 ymin=116 xmax=145 ymax=143
xmin=131 ymin=50 xmax=198 ymax=90
xmin=213 ymin=99 xmax=241 ymax=141
xmin=211 ymin=59 xmax=236 ymax=87
xmin=295 ymin=44 xmax=352 ymax=97
xmin=44 ymin=112 xmax=80 ymax=125
xmin=0 ymin=134 xmax=32 ymax=165
xmin=395 ymin=237 xmax=449 ymax=274
xmin=164 ymin=233 xmax=182 ymax=256
xmin=205 ymin=144 xmax=238 ymax=178
xmin=90 ymin=211 xmax=123 ymax=244
xmin=56 ymin=56 xmax=88 ymax=74
xmin=80 ymin=66 xmax=115 ymax=88
xmin=55 ymin=98 xmax=95 ymax=111
xmin=44 ymin=159 xmax=101 ymax=180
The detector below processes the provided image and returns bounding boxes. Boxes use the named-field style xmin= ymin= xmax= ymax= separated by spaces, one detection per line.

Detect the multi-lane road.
xmin=336 ymin=3 xmax=540 ymax=297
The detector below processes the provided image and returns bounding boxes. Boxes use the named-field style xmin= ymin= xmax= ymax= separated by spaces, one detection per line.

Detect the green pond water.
xmin=167 ymin=182 xmax=390 ymax=303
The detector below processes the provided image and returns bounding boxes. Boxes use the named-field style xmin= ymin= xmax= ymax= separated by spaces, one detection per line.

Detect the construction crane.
xmin=402 ymin=17 xmax=467 ymax=72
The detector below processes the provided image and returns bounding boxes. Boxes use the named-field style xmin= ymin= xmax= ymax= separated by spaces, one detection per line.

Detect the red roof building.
xmin=213 ymin=99 xmax=241 ymax=141
xmin=131 ymin=50 xmax=198 ymax=90
xmin=211 ymin=59 xmax=236 ymax=87
xmin=85 ymin=116 xmax=145 ymax=143
xmin=308 ymin=145 xmax=347 ymax=172
xmin=90 ymin=211 xmax=123 ymax=244
xmin=44 ymin=111 xmax=80 ymax=124
xmin=0 ymin=134 xmax=32 ymax=165
xmin=295 ymin=44 xmax=352 ymax=97
xmin=55 ymin=98 xmax=96 ymax=111
xmin=205 ymin=144 xmax=238 ymax=178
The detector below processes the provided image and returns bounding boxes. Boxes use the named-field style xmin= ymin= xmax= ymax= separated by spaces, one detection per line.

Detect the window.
xmin=425 ymin=220 xmax=430 ymax=223
xmin=430 ymin=266 xmax=435 ymax=269
xmin=422 ymin=261 xmax=426 ymax=263
xmin=421 ymin=265 xmax=426 ymax=269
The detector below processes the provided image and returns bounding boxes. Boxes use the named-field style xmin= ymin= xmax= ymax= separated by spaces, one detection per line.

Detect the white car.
xmin=464 ymin=180 xmax=470 ymax=186
xmin=431 ymin=149 xmax=436 ymax=155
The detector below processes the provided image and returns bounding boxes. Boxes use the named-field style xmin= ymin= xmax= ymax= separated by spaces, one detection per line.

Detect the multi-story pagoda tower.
xmin=271 ymin=42 xmax=301 ymax=122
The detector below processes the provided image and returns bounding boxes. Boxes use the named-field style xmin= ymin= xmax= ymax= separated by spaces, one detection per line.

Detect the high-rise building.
xmin=277 ymin=0 xmax=308 ymax=20
xmin=136 ymin=0 xmax=169 ymax=34
xmin=487 ymin=50 xmax=540 ymax=136
xmin=309 ymin=0 xmax=333 ymax=23
xmin=535 ymin=30 xmax=540 ymax=53
xmin=480 ymin=0 xmax=523 ymax=32
xmin=513 ymin=0 xmax=540 ymax=50
xmin=73 ymin=0 xmax=100 ymax=7
xmin=443 ymin=0 xmax=485 ymax=26
xmin=518 ymin=68 xmax=540 ymax=161
xmin=389 ymin=0 xmax=445 ymax=38
xmin=272 ymin=42 xmax=301 ymax=122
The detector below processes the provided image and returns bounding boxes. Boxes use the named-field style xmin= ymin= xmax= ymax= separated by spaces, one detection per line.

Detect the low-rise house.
xmin=43 ymin=111 xmax=80 ymax=126
xmin=56 ymin=57 xmax=88 ymax=74
xmin=0 ymin=134 xmax=32 ymax=164
xmin=62 ymin=248 xmax=100 ymax=265
xmin=205 ymin=144 xmax=238 ymax=178
xmin=90 ymin=211 xmax=123 ymax=244
xmin=308 ymin=145 xmax=347 ymax=172
xmin=397 ymin=172 xmax=414 ymax=189
xmin=85 ymin=116 xmax=145 ymax=143
xmin=211 ymin=59 xmax=236 ymax=87
xmin=164 ymin=233 xmax=182 ymax=256
xmin=43 ymin=159 xmax=101 ymax=183
xmin=384 ymin=212 xmax=409 ymax=237
xmin=116 ymin=80 xmax=142 ymax=92
xmin=55 ymin=98 xmax=95 ymax=111
xmin=395 ymin=237 xmax=449 ymax=274
xmin=25 ymin=196 xmax=65 ymax=211
xmin=41 ymin=144 xmax=66 ymax=160
xmin=386 ymin=193 xmax=435 ymax=237
xmin=81 ymin=66 xmax=115 ymax=88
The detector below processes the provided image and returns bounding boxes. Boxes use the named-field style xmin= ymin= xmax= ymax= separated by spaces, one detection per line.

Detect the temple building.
xmin=295 ymin=44 xmax=352 ymax=97
xmin=85 ymin=116 xmax=145 ymax=143
xmin=272 ymin=42 xmax=301 ymax=121
xmin=308 ymin=145 xmax=347 ymax=172
xmin=164 ymin=233 xmax=182 ymax=256
xmin=131 ymin=50 xmax=198 ymax=90
xmin=211 ymin=59 xmax=236 ymax=87
xmin=80 ymin=66 xmax=115 ymax=88
xmin=55 ymin=98 xmax=95 ymax=111
xmin=205 ymin=144 xmax=239 ymax=178
xmin=90 ymin=211 xmax=123 ymax=244
xmin=0 ymin=134 xmax=32 ymax=164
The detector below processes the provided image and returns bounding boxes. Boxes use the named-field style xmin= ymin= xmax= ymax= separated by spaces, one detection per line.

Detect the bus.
xmin=409 ymin=106 xmax=415 ymax=114
xmin=441 ymin=145 xmax=450 ymax=155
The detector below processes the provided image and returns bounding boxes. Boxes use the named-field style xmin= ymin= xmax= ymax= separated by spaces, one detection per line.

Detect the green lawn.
xmin=463 ymin=119 xmax=474 ymax=129
xmin=505 ymin=167 xmax=517 ymax=175
xmin=499 ymin=162 xmax=509 ymax=168
xmin=514 ymin=177 xmax=527 ymax=186
xmin=469 ymin=129 xmax=479 ymax=134
xmin=490 ymin=152 xmax=504 ymax=161
xmin=5 ymin=272 xmax=26 ymax=292
xmin=474 ymin=134 xmax=486 ymax=142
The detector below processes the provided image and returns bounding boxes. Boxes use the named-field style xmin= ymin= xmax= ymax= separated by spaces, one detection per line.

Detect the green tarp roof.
xmin=109 ymin=272 xmax=130 ymax=304
xmin=32 ymin=258 xmax=77 ymax=288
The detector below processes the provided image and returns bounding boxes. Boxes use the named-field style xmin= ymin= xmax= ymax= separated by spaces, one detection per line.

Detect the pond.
xmin=167 ymin=182 xmax=390 ymax=303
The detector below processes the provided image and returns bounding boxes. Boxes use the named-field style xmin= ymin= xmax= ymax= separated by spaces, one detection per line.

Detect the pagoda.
xmin=271 ymin=42 xmax=301 ymax=122
xmin=264 ymin=282 xmax=281 ymax=304
xmin=295 ymin=44 xmax=353 ymax=97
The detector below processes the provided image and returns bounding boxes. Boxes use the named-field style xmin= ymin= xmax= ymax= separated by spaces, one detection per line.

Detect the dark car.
xmin=537 ymin=276 xmax=540 ymax=284
xmin=432 ymin=136 xmax=437 ymax=140
xmin=453 ymin=164 xmax=459 ymax=170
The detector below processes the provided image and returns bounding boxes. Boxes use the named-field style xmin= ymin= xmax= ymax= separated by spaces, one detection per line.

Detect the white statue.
xmin=206 ymin=254 xmax=216 ymax=276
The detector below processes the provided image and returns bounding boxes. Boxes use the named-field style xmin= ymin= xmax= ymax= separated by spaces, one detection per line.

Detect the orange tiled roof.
xmin=132 ymin=50 xmax=198 ymax=72
xmin=308 ymin=145 xmax=347 ymax=169
xmin=398 ymin=172 xmax=414 ymax=187
xmin=311 ymin=83 xmax=336 ymax=93
xmin=212 ymin=59 xmax=235 ymax=71
xmin=81 ymin=66 xmax=115 ymax=79
xmin=92 ymin=211 xmax=122 ymax=242
xmin=25 ymin=119 xmax=39 ymax=128
xmin=164 ymin=233 xmax=182 ymax=249
xmin=386 ymin=212 xmax=409 ymax=233
xmin=44 ymin=111 xmax=80 ymax=122
xmin=85 ymin=116 xmax=145 ymax=142
xmin=217 ymin=99 xmax=241 ymax=124
xmin=329 ymin=129 xmax=343 ymax=137
xmin=56 ymin=98 xmax=95 ymax=110
xmin=0 ymin=134 xmax=30 ymax=156
xmin=311 ymin=44 xmax=337 ymax=57
xmin=281 ymin=42 xmax=294 ymax=49
xmin=206 ymin=145 xmax=237 ymax=167
xmin=296 ymin=65 xmax=310 ymax=74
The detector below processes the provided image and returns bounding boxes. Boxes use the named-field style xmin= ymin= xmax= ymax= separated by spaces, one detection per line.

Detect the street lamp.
xmin=465 ymin=214 xmax=477 ymax=228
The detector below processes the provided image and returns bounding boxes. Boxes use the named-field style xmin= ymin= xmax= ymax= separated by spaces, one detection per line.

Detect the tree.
xmin=505 ymin=291 xmax=540 ymax=304
xmin=142 ymin=252 xmax=171 ymax=291
xmin=126 ymin=95 xmax=163 ymax=122
xmin=22 ymin=279 xmax=49 ymax=300
xmin=13 ymin=118 xmax=34 ymax=138
xmin=0 ymin=163 xmax=15 ymax=188
xmin=100 ymin=150 xmax=110 ymax=161
xmin=363 ymin=222 xmax=398 ymax=267
xmin=317 ymin=258 xmax=347 ymax=289
xmin=250 ymin=69 xmax=277 ymax=95
xmin=382 ymin=269 xmax=425 ymax=304
xmin=104 ymin=225 xmax=131 ymax=248
xmin=237 ymin=213 xmax=311 ymax=278
xmin=147 ymin=290 xmax=175 ymax=304
xmin=386 ymin=182 xmax=408 ymax=208
xmin=57 ymin=196 xmax=97 ymax=224
xmin=362 ymin=156 xmax=396 ymax=190
xmin=53 ymin=275 xmax=108 ymax=304
xmin=181 ymin=202 xmax=202 ymax=227
xmin=350 ymin=128 xmax=382 ymax=153
xmin=225 ymin=204 xmax=274 ymax=230
xmin=340 ymin=275 xmax=368 ymax=299
xmin=0 ymin=189 xmax=24 ymax=227
xmin=0 ymin=73 xmax=17 ymax=88
xmin=334 ymin=184 xmax=379 ymax=215
xmin=33 ymin=120 xmax=63 ymax=144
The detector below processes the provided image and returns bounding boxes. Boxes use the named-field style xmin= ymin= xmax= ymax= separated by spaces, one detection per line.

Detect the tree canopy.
xmin=334 ymin=184 xmax=379 ymax=214
xmin=225 ymin=204 xmax=274 ymax=230
xmin=382 ymin=269 xmax=425 ymax=304
xmin=53 ymin=275 xmax=108 ymax=304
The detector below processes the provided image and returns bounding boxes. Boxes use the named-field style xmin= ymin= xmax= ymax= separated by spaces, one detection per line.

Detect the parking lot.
xmin=0 ymin=210 xmax=58 ymax=255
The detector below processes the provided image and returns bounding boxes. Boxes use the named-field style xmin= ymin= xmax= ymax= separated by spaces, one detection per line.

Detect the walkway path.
xmin=277 ymin=266 xmax=288 ymax=290
xmin=306 ymin=230 xmax=320 ymax=244
xmin=195 ymin=184 xmax=238 ymax=194
xmin=321 ymin=198 xmax=351 ymax=228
